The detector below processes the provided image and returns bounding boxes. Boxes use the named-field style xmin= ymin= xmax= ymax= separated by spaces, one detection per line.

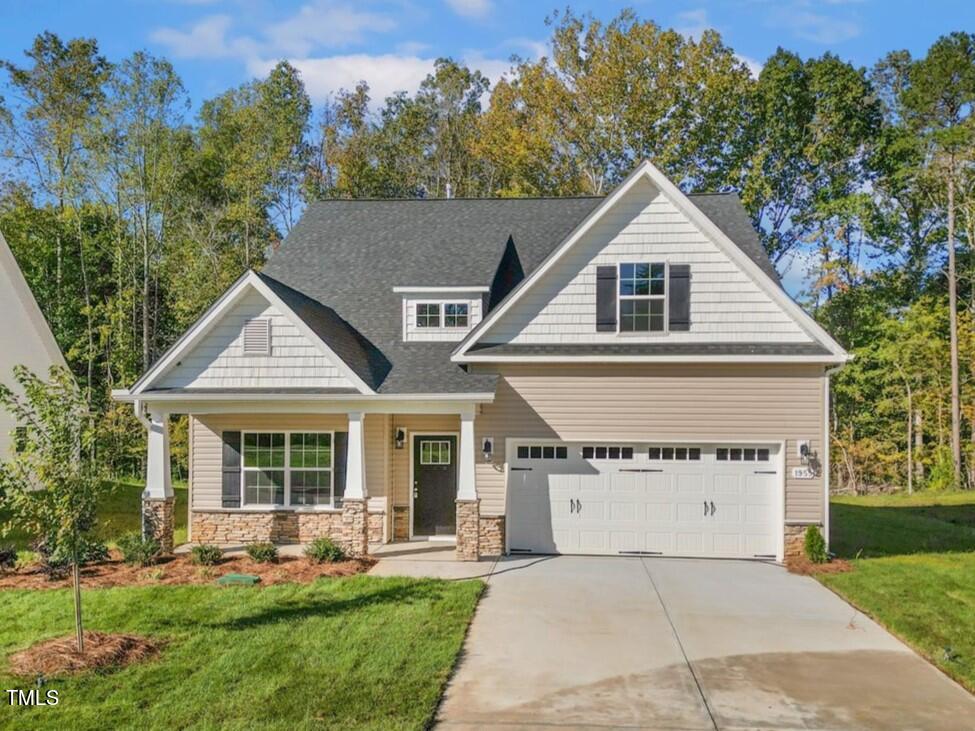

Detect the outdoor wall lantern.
xmin=395 ymin=427 xmax=406 ymax=449
xmin=482 ymin=436 xmax=494 ymax=461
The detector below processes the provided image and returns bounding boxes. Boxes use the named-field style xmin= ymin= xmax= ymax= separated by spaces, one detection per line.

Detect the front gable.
xmin=455 ymin=161 xmax=846 ymax=362
xmin=131 ymin=272 xmax=373 ymax=395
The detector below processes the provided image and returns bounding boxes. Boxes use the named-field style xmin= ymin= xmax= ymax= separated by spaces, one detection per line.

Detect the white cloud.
xmin=149 ymin=15 xmax=260 ymax=60
xmin=781 ymin=10 xmax=860 ymax=43
xmin=675 ymin=8 xmax=710 ymax=40
xmin=736 ymin=53 xmax=764 ymax=78
xmin=503 ymin=37 xmax=548 ymax=60
xmin=445 ymin=0 xmax=493 ymax=19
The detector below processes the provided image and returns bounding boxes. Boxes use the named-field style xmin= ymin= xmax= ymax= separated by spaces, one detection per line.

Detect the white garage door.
xmin=507 ymin=442 xmax=780 ymax=559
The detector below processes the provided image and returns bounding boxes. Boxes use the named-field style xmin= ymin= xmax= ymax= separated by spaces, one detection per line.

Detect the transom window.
xmin=517 ymin=445 xmax=568 ymax=460
xmin=444 ymin=303 xmax=469 ymax=328
xmin=242 ymin=431 xmax=334 ymax=507
xmin=619 ymin=262 xmax=666 ymax=332
xmin=582 ymin=445 xmax=634 ymax=460
xmin=416 ymin=303 xmax=441 ymax=328
xmin=420 ymin=440 xmax=451 ymax=465
xmin=649 ymin=446 xmax=701 ymax=461
xmin=716 ymin=447 xmax=770 ymax=462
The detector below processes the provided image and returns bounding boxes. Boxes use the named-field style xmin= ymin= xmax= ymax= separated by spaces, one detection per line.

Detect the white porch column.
xmin=456 ymin=409 xmax=480 ymax=560
xmin=342 ymin=411 xmax=369 ymax=557
xmin=144 ymin=407 xmax=173 ymax=500
xmin=141 ymin=405 xmax=175 ymax=553
xmin=344 ymin=411 xmax=367 ymax=500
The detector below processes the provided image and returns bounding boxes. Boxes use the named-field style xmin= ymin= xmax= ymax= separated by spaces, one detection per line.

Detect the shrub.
xmin=804 ymin=525 xmax=828 ymax=564
xmin=34 ymin=537 xmax=109 ymax=578
xmin=117 ymin=532 xmax=161 ymax=567
xmin=245 ymin=542 xmax=279 ymax=563
xmin=190 ymin=544 xmax=223 ymax=566
xmin=0 ymin=544 xmax=17 ymax=570
xmin=304 ymin=536 xmax=345 ymax=563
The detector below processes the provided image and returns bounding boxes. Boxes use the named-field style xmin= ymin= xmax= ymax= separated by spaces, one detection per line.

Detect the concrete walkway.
xmin=373 ymin=552 xmax=975 ymax=730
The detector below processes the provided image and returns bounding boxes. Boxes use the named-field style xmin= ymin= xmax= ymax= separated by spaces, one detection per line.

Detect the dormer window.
xmin=417 ymin=303 xmax=441 ymax=328
xmin=444 ymin=303 xmax=469 ymax=328
xmin=619 ymin=263 xmax=666 ymax=332
xmin=416 ymin=302 xmax=469 ymax=329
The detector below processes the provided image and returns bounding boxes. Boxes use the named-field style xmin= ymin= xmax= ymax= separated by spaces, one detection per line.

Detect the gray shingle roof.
xmin=466 ymin=342 xmax=832 ymax=357
xmin=262 ymin=194 xmax=785 ymax=393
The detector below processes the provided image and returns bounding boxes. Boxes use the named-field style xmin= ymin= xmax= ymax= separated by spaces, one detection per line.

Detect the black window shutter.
xmin=221 ymin=431 xmax=242 ymax=508
xmin=596 ymin=265 xmax=617 ymax=332
xmin=333 ymin=432 xmax=348 ymax=507
xmin=669 ymin=265 xmax=691 ymax=331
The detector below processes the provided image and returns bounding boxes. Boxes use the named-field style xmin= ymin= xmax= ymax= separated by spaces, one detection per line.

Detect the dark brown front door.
xmin=413 ymin=435 xmax=457 ymax=536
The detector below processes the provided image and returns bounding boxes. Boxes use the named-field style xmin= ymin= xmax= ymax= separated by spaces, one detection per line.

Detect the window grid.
xmin=582 ymin=445 xmax=634 ymax=460
xmin=444 ymin=303 xmax=469 ymax=328
xmin=649 ymin=446 xmax=701 ymax=461
xmin=716 ymin=447 xmax=770 ymax=462
xmin=416 ymin=303 xmax=441 ymax=328
xmin=241 ymin=431 xmax=334 ymax=507
xmin=420 ymin=440 xmax=451 ymax=465
xmin=619 ymin=262 xmax=666 ymax=332
xmin=517 ymin=445 xmax=568 ymax=460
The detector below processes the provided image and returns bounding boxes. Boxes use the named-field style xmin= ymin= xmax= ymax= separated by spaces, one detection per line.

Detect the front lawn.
xmin=822 ymin=491 xmax=975 ymax=693
xmin=1 ymin=478 xmax=189 ymax=551
xmin=1 ymin=575 xmax=483 ymax=730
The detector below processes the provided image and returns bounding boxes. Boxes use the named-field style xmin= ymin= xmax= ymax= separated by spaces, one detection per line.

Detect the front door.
xmin=413 ymin=435 xmax=458 ymax=536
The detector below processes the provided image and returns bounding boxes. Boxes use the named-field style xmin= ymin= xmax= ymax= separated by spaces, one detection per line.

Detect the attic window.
xmin=243 ymin=318 xmax=271 ymax=355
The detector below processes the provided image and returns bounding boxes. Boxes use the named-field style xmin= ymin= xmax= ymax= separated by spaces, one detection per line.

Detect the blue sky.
xmin=2 ymin=0 xmax=974 ymax=109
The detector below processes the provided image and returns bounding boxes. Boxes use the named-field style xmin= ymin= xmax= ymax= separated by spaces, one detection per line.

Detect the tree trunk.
xmin=948 ymin=170 xmax=962 ymax=489
xmin=73 ymin=551 xmax=84 ymax=653
xmin=906 ymin=385 xmax=913 ymax=495
xmin=915 ymin=409 xmax=924 ymax=483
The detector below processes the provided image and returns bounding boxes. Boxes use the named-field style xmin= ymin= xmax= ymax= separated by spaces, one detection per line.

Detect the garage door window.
xmin=582 ymin=446 xmax=634 ymax=460
xmin=517 ymin=445 xmax=568 ymax=460
xmin=716 ymin=447 xmax=770 ymax=462
xmin=648 ymin=446 xmax=701 ymax=461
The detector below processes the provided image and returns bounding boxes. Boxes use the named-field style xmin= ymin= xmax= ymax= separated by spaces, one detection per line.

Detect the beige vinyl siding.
xmin=484 ymin=177 xmax=811 ymax=345
xmin=191 ymin=413 xmax=390 ymax=512
xmin=389 ymin=414 xmax=460 ymax=507
xmin=161 ymin=289 xmax=355 ymax=389
xmin=472 ymin=363 xmax=826 ymax=524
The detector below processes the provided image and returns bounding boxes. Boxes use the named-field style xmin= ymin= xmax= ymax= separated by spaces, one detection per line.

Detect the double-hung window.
xmin=242 ymin=432 xmax=334 ymax=507
xmin=619 ymin=262 xmax=666 ymax=332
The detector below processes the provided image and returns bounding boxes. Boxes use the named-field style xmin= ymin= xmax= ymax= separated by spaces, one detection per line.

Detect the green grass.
xmin=0 ymin=576 xmax=483 ymax=730
xmin=1 ymin=479 xmax=188 ymax=551
xmin=822 ymin=490 xmax=975 ymax=692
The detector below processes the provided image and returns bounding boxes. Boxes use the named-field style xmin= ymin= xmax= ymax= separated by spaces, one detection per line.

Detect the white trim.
xmin=456 ymin=354 xmax=847 ymax=365
xmin=239 ymin=429 xmax=336 ymax=509
xmin=129 ymin=271 xmax=375 ymax=396
xmin=409 ymin=431 xmax=461 ymax=539
xmin=393 ymin=286 xmax=489 ymax=293
xmin=113 ymin=389 xmax=496 ymax=403
xmin=452 ymin=160 xmax=849 ymax=362
xmin=0 ymin=230 xmax=67 ymax=369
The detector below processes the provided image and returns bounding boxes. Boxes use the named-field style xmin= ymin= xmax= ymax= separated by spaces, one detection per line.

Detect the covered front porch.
xmin=123 ymin=393 xmax=498 ymax=561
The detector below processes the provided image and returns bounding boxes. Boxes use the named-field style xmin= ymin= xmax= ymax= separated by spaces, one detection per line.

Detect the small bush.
xmin=117 ymin=532 xmax=161 ymax=567
xmin=190 ymin=544 xmax=223 ymax=566
xmin=245 ymin=542 xmax=278 ymax=563
xmin=304 ymin=536 xmax=345 ymax=563
xmin=804 ymin=525 xmax=828 ymax=564
xmin=34 ymin=537 xmax=109 ymax=578
xmin=0 ymin=544 xmax=17 ymax=570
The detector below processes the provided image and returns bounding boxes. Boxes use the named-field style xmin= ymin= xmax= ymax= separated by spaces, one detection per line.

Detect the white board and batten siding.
xmin=483 ymin=176 xmax=813 ymax=345
xmin=402 ymin=294 xmax=483 ymax=342
xmin=159 ymin=289 xmax=355 ymax=390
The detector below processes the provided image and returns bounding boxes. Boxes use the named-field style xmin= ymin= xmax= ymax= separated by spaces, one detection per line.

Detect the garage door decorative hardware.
xmin=618 ymin=550 xmax=663 ymax=556
xmin=703 ymin=500 xmax=716 ymax=516
xmin=754 ymin=470 xmax=777 ymax=475
xmin=619 ymin=468 xmax=664 ymax=473
xmin=569 ymin=499 xmax=582 ymax=513
xmin=510 ymin=467 xmax=533 ymax=471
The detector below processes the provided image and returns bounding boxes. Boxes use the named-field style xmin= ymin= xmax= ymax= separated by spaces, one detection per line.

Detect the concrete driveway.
xmin=400 ymin=554 xmax=975 ymax=730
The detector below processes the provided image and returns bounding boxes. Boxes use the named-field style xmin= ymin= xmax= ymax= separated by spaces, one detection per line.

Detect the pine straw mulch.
xmin=0 ymin=551 xmax=374 ymax=590
xmin=786 ymin=555 xmax=855 ymax=576
xmin=8 ymin=631 xmax=162 ymax=677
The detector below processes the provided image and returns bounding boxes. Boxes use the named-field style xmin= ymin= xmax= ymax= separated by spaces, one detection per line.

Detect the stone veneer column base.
xmin=456 ymin=499 xmax=480 ymax=561
xmin=342 ymin=499 xmax=369 ymax=557
xmin=784 ymin=524 xmax=820 ymax=561
xmin=142 ymin=497 xmax=175 ymax=554
xmin=478 ymin=515 xmax=505 ymax=556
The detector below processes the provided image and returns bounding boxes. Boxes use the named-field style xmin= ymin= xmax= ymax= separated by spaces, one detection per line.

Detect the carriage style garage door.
xmin=507 ymin=442 xmax=781 ymax=559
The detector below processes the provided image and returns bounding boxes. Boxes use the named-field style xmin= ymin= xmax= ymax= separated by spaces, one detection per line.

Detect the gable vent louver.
xmin=243 ymin=318 xmax=271 ymax=355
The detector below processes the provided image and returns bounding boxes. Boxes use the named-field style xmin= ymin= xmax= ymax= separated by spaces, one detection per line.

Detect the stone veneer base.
xmin=784 ymin=523 xmax=821 ymax=561
xmin=478 ymin=515 xmax=505 ymax=556
xmin=143 ymin=497 xmax=175 ymax=554
xmin=456 ymin=499 xmax=480 ymax=561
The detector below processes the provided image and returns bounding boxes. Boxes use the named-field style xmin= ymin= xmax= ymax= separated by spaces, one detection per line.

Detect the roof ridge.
xmin=305 ymin=195 xmax=605 ymax=203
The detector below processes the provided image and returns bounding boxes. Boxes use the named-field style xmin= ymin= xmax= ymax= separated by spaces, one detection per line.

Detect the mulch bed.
xmin=8 ymin=631 xmax=162 ymax=677
xmin=786 ymin=555 xmax=855 ymax=576
xmin=0 ymin=551 xmax=374 ymax=590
